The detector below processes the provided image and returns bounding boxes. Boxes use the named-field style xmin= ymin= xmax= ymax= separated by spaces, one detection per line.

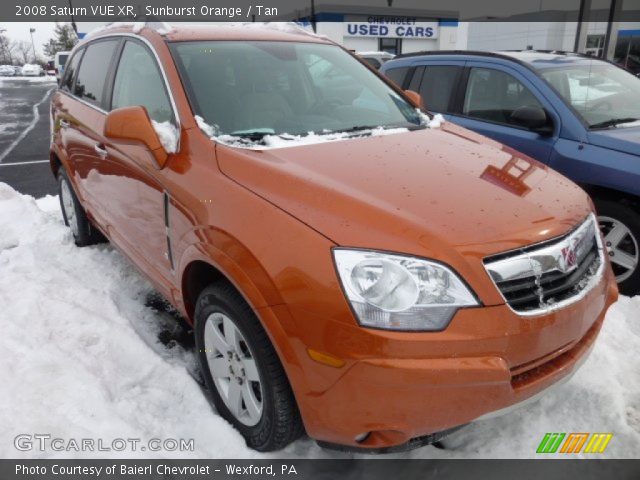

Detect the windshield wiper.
xmin=590 ymin=117 xmax=639 ymax=129
xmin=229 ymin=129 xmax=275 ymax=141
xmin=330 ymin=123 xmax=424 ymax=135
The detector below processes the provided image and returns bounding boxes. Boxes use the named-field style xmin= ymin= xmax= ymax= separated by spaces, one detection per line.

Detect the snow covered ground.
xmin=0 ymin=183 xmax=638 ymax=459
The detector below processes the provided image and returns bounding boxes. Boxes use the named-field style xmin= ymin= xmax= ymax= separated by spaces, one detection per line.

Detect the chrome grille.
xmin=483 ymin=215 xmax=604 ymax=315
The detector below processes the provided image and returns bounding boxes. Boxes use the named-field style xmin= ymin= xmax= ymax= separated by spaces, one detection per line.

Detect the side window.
xmin=418 ymin=66 xmax=462 ymax=113
xmin=463 ymin=67 xmax=544 ymax=126
xmin=111 ymin=41 xmax=173 ymax=124
xmin=384 ymin=67 xmax=410 ymax=88
xmin=73 ymin=40 xmax=118 ymax=108
xmin=60 ymin=49 xmax=82 ymax=93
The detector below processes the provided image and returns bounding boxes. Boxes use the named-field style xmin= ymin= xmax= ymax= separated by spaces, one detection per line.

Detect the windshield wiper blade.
xmin=330 ymin=123 xmax=422 ymax=135
xmin=230 ymin=129 xmax=276 ymax=141
xmin=331 ymin=125 xmax=381 ymax=134
xmin=590 ymin=117 xmax=639 ymax=129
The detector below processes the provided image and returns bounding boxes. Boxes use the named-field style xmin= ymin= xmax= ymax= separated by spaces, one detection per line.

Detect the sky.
xmin=0 ymin=22 xmax=58 ymax=58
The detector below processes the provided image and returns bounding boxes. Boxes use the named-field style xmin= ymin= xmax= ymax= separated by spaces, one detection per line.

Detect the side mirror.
xmin=510 ymin=106 xmax=553 ymax=135
xmin=104 ymin=106 xmax=168 ymax=167
xmin=404 ymin=89 xmax=423 ymax=109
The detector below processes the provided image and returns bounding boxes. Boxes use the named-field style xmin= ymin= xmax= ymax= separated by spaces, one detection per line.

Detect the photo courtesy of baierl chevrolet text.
xmin=0 ymin=0 xmax=639 ymax=479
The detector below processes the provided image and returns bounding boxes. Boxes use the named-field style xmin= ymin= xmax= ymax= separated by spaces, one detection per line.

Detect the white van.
xmin=54 ymin=51 xmax=70 ymax=81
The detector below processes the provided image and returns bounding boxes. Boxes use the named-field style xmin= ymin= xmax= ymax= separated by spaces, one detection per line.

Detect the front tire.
xmin=194 ymin=282 xmax=304 ymax=451
xmin=58 ymin=169 xmax=104 ymax=246
xmin=595 ymin=198 xmax=640 ymax=296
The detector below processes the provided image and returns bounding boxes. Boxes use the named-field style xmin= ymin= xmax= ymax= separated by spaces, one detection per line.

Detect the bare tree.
xmin=0 ymin=35 xmax=15 ymax=64
xmin=15 ymin=40 xmax=34 ymax=64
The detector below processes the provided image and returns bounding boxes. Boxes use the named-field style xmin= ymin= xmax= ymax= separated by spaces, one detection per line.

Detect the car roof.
xmin=386 ymin=49 xmax=605 ymax=71
xmin=87 ymin=22 xmax=332 ymax=45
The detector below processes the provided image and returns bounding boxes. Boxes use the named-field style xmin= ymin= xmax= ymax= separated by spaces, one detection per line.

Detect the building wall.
xmin=466 ymin=21 xmax=640 ymax=54
xmin=316 ymin=18 xmax=463 ymax=54
xmin=466 ymin=22 xmax=578 ymax=51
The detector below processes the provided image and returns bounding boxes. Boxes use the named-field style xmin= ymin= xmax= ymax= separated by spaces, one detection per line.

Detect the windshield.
xmin=540 ymin=62 xmax=640 ymax=128
xmin=169 ymin=41 xmax=421 ymax=139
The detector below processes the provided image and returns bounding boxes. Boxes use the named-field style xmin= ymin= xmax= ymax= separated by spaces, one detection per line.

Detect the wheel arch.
xmin=582 ymin=184 xmax=640 ymax=212
xmin=179 ymin=254 xmax=310 ymax=413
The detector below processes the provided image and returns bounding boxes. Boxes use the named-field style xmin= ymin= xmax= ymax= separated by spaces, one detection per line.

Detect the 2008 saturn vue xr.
xmin=49 ymin=23 xmax=617 ymax=452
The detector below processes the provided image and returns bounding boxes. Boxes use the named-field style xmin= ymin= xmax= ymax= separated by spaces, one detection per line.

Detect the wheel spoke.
xmin=223 ymin=316 xmax=240 ymax=352
xmin=242 ymin=383 xmax=262 ymax=424
xmin=204 ymin=317 xmax=229 ymax=354
xmin=227 ymin=380 xmax=243 ymax=417
xmin=611 ymin=249 xmax=637 ymax=271
xmin=208 ymin=357 xmax=231 ymax=378
xmin=605 ymin=223 xmax=628 ymax=248
xmin=242 ymin=358 xmax=260 ymax=382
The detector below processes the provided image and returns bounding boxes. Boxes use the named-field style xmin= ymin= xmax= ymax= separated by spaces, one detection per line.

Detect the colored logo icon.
xmin=537 ymin=433 xmax=613 ymax=454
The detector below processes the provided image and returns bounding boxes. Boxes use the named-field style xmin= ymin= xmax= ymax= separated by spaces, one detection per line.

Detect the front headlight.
xmin=333 ymin=249 xmax=479 ymax=331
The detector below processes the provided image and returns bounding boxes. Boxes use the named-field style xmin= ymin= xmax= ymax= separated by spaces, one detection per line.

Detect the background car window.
xmin=540 ymin=63 xmax=640 ymax=127
xmin=418 ymin=66 xmax=462 ymax=113
xmin=60 ymin=50 xmax=82 ymax=93
xmin=73 ymin=41 xmax=118 ymax=108
xmin=463 ymin=67 xmax=543 ymax=126
xmin=111 ymin=41 xmax=173 ymax=124
xmin=384 ymin=66 xmax=410 ymax=88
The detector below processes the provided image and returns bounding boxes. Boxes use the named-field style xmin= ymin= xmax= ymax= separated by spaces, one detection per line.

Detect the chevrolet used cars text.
xmin=49 ymin=23 xmax=618 ymax=452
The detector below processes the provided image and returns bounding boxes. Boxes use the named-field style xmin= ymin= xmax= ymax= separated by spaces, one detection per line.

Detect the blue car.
xmin=381 ymin=50 xmax=640 ymax=295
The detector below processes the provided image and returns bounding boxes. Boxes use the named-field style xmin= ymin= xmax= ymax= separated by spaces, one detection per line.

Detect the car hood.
xmin=216 ymin=123 xmax=591 ymax=265
xmin=588 ymin=124 xmax=640 ymax=156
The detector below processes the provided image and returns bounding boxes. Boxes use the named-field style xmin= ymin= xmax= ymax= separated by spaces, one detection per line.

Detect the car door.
xmin=57 ymin=39 xmax=120 ymax=222
xmin=98 ymin=38 xmax=178 ymax=285
xmin=449 ymin=62 xmax=560 ymax=163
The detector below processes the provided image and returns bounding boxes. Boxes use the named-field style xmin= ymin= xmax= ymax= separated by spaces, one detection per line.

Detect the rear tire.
xmin=57 ymin=169 xmax=105 ymax=246
xmin=595 ymin=198 xmax=640 ymax=296
xmin=194 ymin=282 xmax=304 ymax=451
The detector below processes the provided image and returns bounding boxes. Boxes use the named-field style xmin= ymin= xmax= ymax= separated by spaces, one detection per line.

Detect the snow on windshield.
xmin=196 ymin=112 xmax=445 ymax=150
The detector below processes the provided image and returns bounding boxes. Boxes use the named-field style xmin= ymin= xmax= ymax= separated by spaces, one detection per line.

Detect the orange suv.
xmin=50 ymin=23 xmax=618 ymax=452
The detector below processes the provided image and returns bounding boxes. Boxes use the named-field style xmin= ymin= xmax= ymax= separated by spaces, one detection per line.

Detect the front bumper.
xmin=280 ymin=267 xmax=617 ymax=450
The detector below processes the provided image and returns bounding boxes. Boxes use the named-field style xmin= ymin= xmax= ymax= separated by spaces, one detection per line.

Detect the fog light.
xmin=354 ymin=432 xmax=370 ymax=443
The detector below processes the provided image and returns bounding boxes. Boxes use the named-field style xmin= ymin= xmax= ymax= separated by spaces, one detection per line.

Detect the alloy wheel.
xmin=599 ymin=215 xmax=639 ymax=283
xmin=204 ymin=312 xmax=263 ymax=426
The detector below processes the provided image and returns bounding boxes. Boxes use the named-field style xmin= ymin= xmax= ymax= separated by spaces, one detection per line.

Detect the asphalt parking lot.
xmin=0 ymin=78 xmax=58 ymax=198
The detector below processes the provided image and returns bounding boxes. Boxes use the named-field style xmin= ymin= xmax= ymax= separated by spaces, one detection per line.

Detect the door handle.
xmin=93 ymin=144 xmax=108 ymax=157
xmin=59 ymin=119 xmax=70 ymax=128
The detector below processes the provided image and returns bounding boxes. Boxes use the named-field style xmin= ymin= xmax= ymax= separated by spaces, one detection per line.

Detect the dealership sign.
xmin=344 ymin=19 xmax=439 ymax=39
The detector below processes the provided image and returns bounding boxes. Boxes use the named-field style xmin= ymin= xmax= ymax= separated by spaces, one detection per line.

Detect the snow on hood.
xmin=196 ymin=112 xmax=445 ymax=150
xmin=0 ymin=182 xmax=637 ymax=458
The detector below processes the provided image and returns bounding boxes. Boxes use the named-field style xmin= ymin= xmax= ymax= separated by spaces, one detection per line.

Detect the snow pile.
xmin=0 ymin=182 xmax=638 ymax=459
xmin=195 ymin=115 xmax=218 ymax=137
xmin=0 ymin=76 xmax=56 ymax=84
xmin=85 ymin=22 xmax=313 ymax=40
xmin=181 ymin=22 xmax=327 ymax=41
xmin=0 ymin=183 xmax=256 ymax=459
xmin=151 ymin=120 xmax=179 ymax=154
xmin=420 ymin=110 xmax=445 ymax=128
